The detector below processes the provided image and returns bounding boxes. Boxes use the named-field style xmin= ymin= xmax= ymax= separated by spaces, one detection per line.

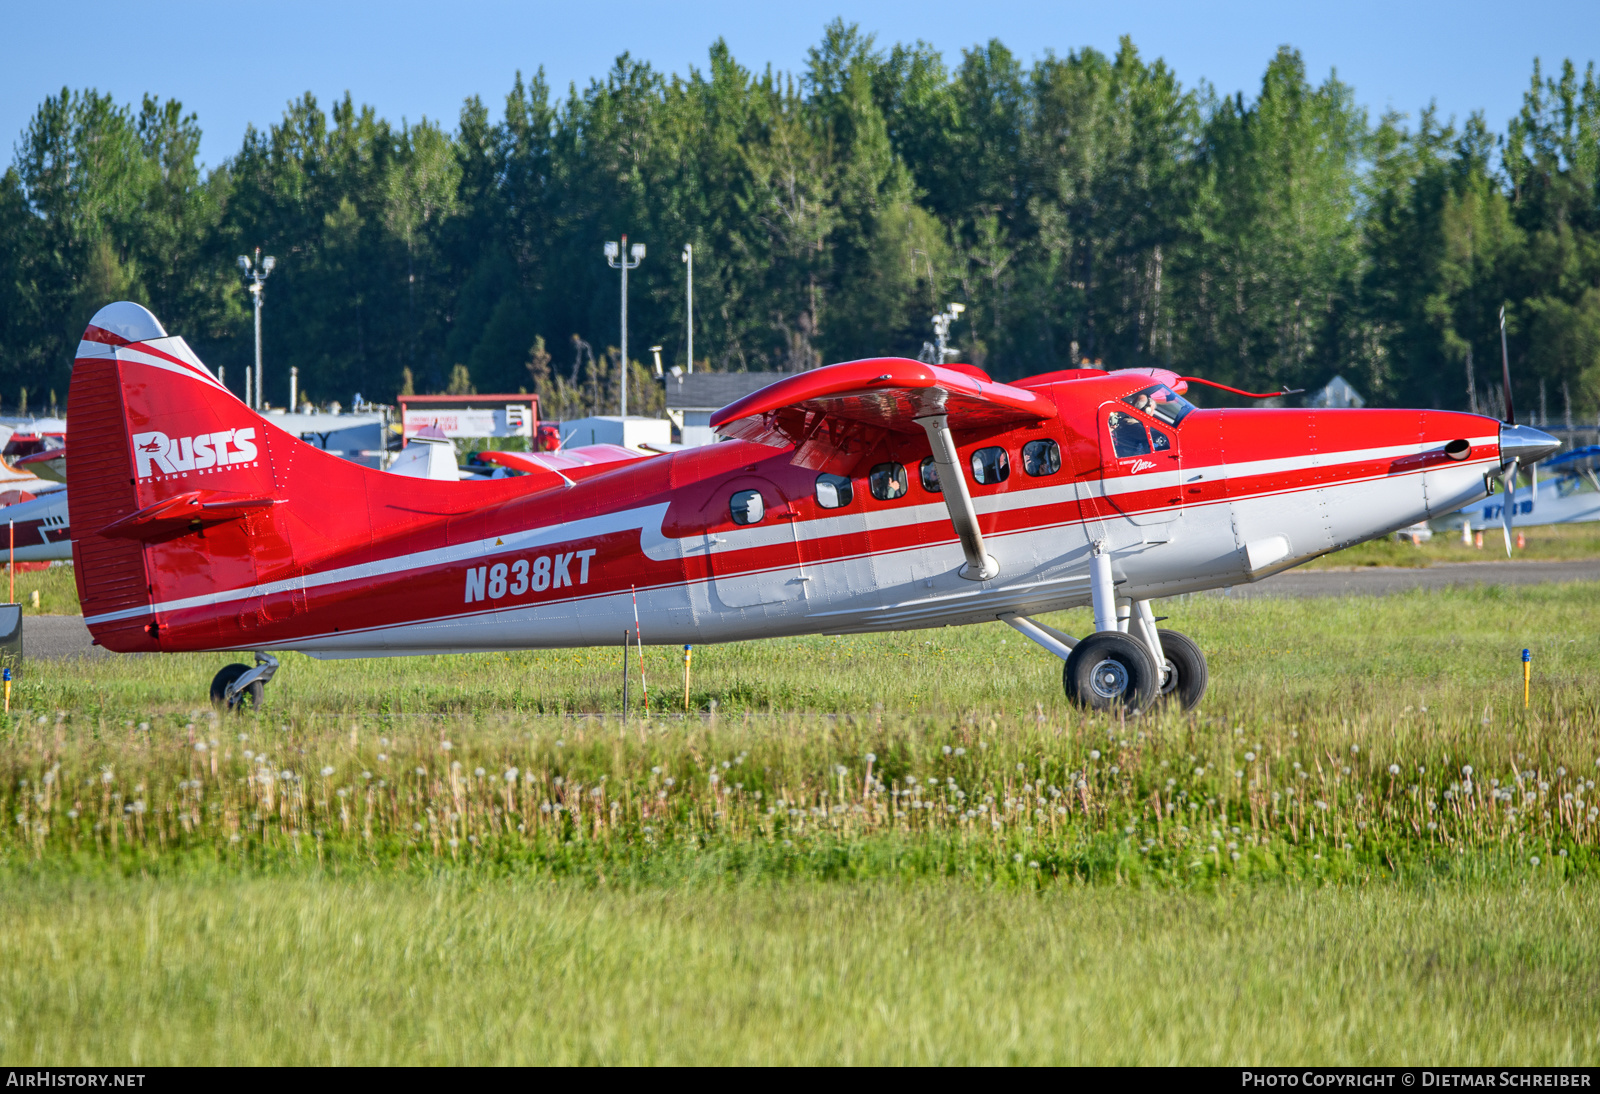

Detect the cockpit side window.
xmin=1108 ymin=411 xmax=1152 ymax=459
xmin=1122 ymin=384 xmax=1195 ymax=427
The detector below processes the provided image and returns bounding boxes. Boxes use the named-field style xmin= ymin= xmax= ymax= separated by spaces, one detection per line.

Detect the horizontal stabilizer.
xmin=98 ymin=490 xmax=280 ymax=540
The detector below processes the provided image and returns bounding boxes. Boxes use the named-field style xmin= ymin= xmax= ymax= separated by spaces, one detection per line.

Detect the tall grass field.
xmin=3 ymin=573 xmax=1599 ymax=1063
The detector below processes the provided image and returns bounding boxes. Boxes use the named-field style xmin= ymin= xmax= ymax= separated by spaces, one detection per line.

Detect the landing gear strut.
xmin=1000 ymin=541 xmax=1210 ymax=715
xmin=210 ymin=651 xmax=278 ymax=712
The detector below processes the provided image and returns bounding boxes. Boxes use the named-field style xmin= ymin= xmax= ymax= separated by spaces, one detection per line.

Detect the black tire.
xmin=1154 ymin=629 xmax=1208 ymax=712
xmin=1063 ymin=631 xmax=1159 ymax=714
xmin=209 ymin=663 xmax=263 ymax=711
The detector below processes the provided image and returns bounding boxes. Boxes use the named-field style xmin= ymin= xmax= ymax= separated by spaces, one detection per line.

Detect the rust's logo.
xmin=132 ymin=428 xmax=258 ymax=479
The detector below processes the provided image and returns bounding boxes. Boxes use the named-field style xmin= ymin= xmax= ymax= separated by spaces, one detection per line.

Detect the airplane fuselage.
xmin=84 ymin=376 xmax=1500 ymax=657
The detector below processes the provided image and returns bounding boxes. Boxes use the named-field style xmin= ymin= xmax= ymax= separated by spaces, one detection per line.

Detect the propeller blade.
xmin=1500 ymin=305 xmax=1516 ymax=426
xmin=1501 ymin=464 xmax=1517 ymax=556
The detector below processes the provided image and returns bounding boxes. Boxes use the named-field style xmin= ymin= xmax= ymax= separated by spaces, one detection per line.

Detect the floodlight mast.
xmin=932 ymin=302 xmax=966 ymax=363
xmin=237 ymin=249 xmax=276 ymax=410
xmin=604 ymin=235 xmax=645 ymax=417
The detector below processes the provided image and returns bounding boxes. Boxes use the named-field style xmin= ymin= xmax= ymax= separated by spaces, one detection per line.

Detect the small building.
xmin=1307 ymin=375 xmax=1365 ymax=409
xmin=397 ymin=394 xmax=538 ymax=442
xmin=665 ymin=372 xmax=789 ymax=447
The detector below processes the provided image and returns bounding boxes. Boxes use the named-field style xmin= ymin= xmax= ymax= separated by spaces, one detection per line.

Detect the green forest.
xmin=1 ymin=22 xmax=1597 ymax=419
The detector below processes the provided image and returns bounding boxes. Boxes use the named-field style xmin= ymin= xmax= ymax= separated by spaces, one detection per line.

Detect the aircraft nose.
xmin=1499 ymin=423 xmax=1559 ymax=468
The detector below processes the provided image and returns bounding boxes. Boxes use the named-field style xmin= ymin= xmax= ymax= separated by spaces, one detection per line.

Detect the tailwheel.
xmin=1063 ymin=631 xmax=1159 ymax=715
xmin=208 ymin=652 xmax=279 ymax=713
xmin=1154 ymin=628 xmax=1208 ymax=712
xmin=210 ymin=664 xmax=262 ymax=711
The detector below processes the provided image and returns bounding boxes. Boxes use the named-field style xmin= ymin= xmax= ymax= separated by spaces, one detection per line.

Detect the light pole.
xmin=604 ymin=235 xmax=645 ymax=418
xmin=237 ymin=249 xmax=276 ymax=410
xmin=681 ymin=244 xmax=693 ymax=374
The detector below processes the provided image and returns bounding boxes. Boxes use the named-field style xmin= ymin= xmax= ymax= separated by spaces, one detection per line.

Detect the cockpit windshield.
xmin=1122 ymin=384 xmax=1195 ymax=427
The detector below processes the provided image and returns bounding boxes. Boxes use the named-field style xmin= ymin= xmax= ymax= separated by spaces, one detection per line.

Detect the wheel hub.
xmin=1159 ymin=657 xmax=1178 ymax=694
xmin=1088 ymin=658 xmax=1129 ymax=700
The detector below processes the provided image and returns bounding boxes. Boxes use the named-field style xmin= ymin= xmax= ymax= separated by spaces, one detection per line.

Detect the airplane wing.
xmin=709 ymin=358 xmax=1057 ymax=472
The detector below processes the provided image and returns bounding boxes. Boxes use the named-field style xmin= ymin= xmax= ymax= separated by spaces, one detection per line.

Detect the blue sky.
xmin=5 ymin=1 xmax=1597 ymax=169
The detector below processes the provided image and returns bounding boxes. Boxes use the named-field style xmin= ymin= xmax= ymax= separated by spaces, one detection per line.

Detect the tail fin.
xmin=67 ymin=302 xmax=376 ymax=651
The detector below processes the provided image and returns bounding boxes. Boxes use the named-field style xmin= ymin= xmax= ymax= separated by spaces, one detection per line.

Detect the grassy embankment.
xmin=2 ymin=876 xmax=1595 ymax=1064
xmin=5 ymin=582 xmax=1598 ymax=885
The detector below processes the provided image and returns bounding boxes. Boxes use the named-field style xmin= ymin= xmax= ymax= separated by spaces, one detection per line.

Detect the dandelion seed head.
xmin=440 ymin=741 xmax=453 ymax=751
xmin=320 ymin=766 xmax=335 ymax=777
xmin=474 ymin=767 xmax=486 ymax=778
xmin=1090 ymin=750 xmax=1101 ymax=760
xmin=942 ymin=745 xmax=952 ymax=755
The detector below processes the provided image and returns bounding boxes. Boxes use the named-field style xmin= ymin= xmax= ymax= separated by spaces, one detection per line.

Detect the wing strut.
xmin=917 ymin=413 xmax=999 ymax=581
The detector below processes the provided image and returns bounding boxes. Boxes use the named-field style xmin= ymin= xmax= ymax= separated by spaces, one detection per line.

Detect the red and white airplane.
xmin=67 ymin=301 xmax=1557 ymax=712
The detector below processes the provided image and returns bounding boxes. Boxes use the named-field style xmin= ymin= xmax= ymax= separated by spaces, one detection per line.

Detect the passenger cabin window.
xmin=730 ymin=489 xmax=765 ymax=525
xmin=919 ymin=457 xmax=941 ymax=493
xmin=1108 ymin=411 xmax=1152 ymax=458
xmin=1122 ymin=383 xmax=1195 ymax=427
xmin=815 ymin=473 xmax=853 ymax=509
xmin=869 ymin=462 xmax=908 ymax=501
xmin=970 ymin=446 xmax=1010 ymax=485
xmin=1022 ymin=439 xmax=1061 ymax=476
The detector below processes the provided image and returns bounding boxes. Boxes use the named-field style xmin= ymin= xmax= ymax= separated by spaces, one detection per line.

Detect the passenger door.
xmin=703 ymin=475 xmax=807 ymax=608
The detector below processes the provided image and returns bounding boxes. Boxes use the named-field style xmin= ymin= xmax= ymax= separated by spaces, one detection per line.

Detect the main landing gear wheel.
xmin=1063 ymin=632 xmax=1159 ymax=715
xmin=1154 ymin=628 xmax=1208 ymax=712
xmin=210 ymin=664 xmax=263 ymax=712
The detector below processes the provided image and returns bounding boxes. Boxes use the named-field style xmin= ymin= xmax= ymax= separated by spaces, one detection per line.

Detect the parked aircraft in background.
xmin=66 ymin=302 xmax=1556 ymax=714
xmin=1435 ymin=445 xmax=1600 ymax=531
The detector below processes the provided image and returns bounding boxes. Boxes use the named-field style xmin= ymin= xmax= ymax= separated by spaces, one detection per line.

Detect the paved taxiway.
xmin=18 ymin=559 xmax=1600 ymax=660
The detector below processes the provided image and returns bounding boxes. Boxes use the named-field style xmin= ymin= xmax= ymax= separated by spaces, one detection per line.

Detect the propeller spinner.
xmin=1497 ymin=423 xmax=1561 ymax=556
